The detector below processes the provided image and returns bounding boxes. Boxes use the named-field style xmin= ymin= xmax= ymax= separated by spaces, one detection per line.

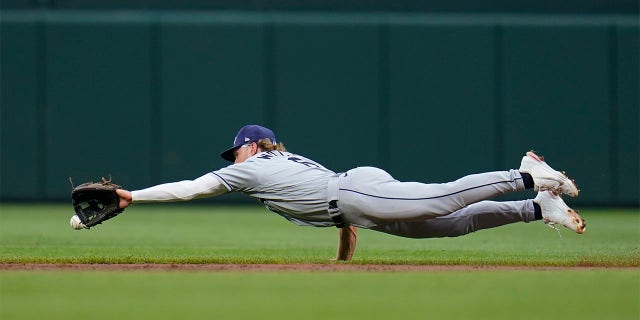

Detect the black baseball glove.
xmin=71 ymin=177 xmax=124 ymax=229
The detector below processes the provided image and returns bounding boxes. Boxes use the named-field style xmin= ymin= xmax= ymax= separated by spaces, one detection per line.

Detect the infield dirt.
xmin=1 ymin=263 xmax=635 ymax=272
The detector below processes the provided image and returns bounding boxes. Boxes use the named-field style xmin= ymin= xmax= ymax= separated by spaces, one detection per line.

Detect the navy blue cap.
xmin=220 ymin=125 xmax=277 ymax=162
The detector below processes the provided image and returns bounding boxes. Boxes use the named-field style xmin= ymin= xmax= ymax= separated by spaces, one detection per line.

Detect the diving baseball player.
xmin=116 ymin=125 xmax=585 ymax=260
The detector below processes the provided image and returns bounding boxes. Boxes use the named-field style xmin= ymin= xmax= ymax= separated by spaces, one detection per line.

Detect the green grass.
xmin=1 ymin=204 xmax=639 ymax=320
xmin=1 ymin=270 xmax=638 ymax=320
xmin=0 ymin=204 xmax=638 ymax=266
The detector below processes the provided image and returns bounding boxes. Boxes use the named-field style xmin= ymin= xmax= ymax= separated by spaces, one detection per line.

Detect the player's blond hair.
xmin=258 ymin=138 xmax=287 ymax=152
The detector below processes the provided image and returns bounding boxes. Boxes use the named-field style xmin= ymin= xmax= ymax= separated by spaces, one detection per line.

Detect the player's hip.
xmin=327 ymin=167 xmax=402 ymax=228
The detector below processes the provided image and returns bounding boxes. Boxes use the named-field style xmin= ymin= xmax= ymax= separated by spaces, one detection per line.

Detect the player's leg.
xmin=339 ymin=167 xmax=527 ymax=224
xmin=339 ymin=151 xmax=578 ymax=225
xmin=370 ymin=200 xmax=535 ymax=238
xmin=371 ymin=191 xmax=585 ymax=238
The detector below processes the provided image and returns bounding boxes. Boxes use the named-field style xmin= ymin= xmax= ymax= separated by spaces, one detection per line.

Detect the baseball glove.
xmin=71 ymin=177 xmax=124 ymax=229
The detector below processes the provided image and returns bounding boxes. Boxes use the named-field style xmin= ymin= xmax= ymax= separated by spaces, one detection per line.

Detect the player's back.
xmin=213 ymin=151 xmax=337 ymax=225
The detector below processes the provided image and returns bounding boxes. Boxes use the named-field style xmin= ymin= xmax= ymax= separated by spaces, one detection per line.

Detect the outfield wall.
xmin=1 ymin=11 xmax=638 ymax=206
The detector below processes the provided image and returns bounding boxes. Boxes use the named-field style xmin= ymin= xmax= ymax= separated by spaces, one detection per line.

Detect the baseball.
xmin=70 ymin=215 xmax=85 ymax=230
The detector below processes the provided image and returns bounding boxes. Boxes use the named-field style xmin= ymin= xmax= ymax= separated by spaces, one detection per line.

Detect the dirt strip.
xmin=1 ymin=263 xmax=636 ymax=272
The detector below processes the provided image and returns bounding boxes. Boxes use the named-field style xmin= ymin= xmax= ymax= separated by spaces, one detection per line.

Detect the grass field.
xmin=1 ymin=204 xmax=639 ymax=319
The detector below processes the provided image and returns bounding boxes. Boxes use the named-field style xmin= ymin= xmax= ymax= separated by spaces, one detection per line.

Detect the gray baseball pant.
xmin=331 ymin=166 xmax=536 ymax=238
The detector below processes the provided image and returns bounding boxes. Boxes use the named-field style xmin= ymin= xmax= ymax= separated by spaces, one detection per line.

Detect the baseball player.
xmin=116 ymin=124 xmax=585 ymax=261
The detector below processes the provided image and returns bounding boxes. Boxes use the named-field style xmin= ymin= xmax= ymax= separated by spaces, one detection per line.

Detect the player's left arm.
xmin=334 ymin=225 xmax=358 ymax=261
xmin=116 ymin=173 xmax=228 ymax=209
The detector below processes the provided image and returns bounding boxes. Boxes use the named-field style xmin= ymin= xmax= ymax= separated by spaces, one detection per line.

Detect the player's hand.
xmin=115 ymin=189 xmax=132 ymax=209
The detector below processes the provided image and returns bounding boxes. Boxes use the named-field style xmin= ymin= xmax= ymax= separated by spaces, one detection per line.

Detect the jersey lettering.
xmin=256 ymin=152 xmax=321 ymax=168
xmin=257 ymin=153 xmax=275 ymax=160
xmin=288 ymin=157 xmax=321 ymax=168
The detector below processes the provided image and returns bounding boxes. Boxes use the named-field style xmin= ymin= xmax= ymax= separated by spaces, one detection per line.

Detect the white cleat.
xmin=519 ymin=151 xmax=579 ymax=197
xmin=534 ymin=191 xmax=586 ymax=234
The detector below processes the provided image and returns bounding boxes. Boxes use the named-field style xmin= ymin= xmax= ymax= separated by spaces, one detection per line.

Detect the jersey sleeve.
xmin=131 ymin=173 xmax=228 ymax=203
xmin=211 ymin=160 xmax=260 ymax=192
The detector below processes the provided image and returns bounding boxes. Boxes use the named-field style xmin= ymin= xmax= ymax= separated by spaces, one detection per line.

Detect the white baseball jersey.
xmin=211 ymin=151 xmax=337 ymax=226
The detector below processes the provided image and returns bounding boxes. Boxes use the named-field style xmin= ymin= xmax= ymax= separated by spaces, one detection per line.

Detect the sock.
xmin=521 ymin=172 xmax=534 ymax=189
xmin=533 ymin=202 xmax=543 ymax=220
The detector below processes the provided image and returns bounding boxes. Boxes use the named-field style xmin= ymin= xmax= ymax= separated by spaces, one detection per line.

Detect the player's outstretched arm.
xmin=118 ymin=174 xmax=228 ymax=206
xmin=334 ymin=225 xmax=358 ymax=261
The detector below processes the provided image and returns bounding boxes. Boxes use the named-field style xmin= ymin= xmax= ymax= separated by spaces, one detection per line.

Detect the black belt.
xmin=328 ymin=200 xmax=345 ymax=228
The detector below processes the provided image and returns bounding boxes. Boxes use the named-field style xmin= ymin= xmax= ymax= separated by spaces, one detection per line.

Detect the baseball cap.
xmin=220 ymin=125 xmax=277 ymax=162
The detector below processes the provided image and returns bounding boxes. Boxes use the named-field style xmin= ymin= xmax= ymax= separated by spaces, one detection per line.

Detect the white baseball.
xmin=70 ymin=215 xmax=85 ymax=230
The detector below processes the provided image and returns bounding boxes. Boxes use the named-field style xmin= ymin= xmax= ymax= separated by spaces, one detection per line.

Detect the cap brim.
xmin=220 ymin=147 xmax=238 ymax=162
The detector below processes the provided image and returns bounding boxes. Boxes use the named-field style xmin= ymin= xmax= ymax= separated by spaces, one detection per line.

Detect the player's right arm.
xmin=335 ymin=226 xmax=358 ymax=261
xmin=116 ymin=173 xmax=228 ymax=209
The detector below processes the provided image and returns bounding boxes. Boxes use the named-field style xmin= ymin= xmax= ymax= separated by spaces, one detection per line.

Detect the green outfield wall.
xmin=1 ymin=0 xmax=638 ymax=13
xmin=1 ymin=11 xmax=638 ymax=206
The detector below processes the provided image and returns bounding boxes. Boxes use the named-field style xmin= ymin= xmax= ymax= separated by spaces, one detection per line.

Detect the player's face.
xmin=234 ymin=142 xmax=257 ymax=164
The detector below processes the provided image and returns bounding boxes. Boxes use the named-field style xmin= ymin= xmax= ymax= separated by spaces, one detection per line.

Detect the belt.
xmin=327 ymin=173 xmax=346 ymax=228
xmin=328 ymin=200 xmax=345 ymax=228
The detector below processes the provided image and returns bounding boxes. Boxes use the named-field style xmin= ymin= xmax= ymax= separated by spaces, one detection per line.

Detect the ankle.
xmin=533 ymin=202 xmax=543 ymax=220
xmin=521 ymin=172 xmax=535 ymax=189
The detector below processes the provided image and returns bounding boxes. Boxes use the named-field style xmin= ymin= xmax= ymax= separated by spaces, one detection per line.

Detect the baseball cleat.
xmin=534 ymin=191 xmax=586 ymax=234
xmin=519 ymin=151 xmax=579 ymax=197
